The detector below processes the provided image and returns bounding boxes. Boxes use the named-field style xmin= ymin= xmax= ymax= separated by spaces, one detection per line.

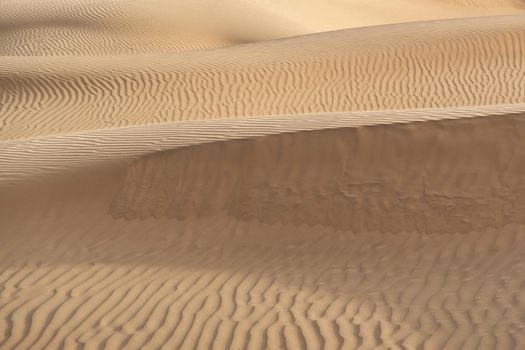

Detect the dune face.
xmin=1 ymin=0 xmax=524 ymax=56
xmin=111 ymin=113 xmax=525 ymax=233
xmin=3 ymin=108 xmax=525 ymax=349
xmin=2 ymin=15 xmax=525 ymax=140
xmin=2 ymin=1 xmax=525 ymax=350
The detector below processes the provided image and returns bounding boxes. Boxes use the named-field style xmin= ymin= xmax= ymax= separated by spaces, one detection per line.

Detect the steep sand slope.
xmin=2 ymin=109 xmax=525 ymax=349
xmin=1 ymin=15 xmax=525 ymax=140
xmin=1 ymin=0 xmax=524 ymax=55
xmin=1 ymin=105 xmax=525 ymax=184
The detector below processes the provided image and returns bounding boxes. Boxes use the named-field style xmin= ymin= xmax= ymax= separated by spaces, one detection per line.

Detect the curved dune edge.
xmin=1 ymin=15 xmax=524 ymax=140
xmin=1 ymin=104 xmax=524 ymax=184
xmin=1 ymin=0 xmax=524 ymax=56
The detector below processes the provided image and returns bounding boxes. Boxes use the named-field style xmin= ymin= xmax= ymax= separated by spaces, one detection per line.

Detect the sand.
xmin=1 ymin=0 xmax=525 ymax=349
xmin=1 ymin=0 xmax=524 ymax=55
xmin=2 ymin=15 xmax=525 ymax=140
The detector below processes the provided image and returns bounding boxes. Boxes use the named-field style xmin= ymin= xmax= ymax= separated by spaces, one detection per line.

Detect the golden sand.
xmin=1 ymin=1 xmax=525 ymax=349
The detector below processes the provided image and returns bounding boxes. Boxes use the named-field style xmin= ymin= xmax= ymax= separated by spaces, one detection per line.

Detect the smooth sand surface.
xmin=1 ymin=1 xmax=525 ymax=349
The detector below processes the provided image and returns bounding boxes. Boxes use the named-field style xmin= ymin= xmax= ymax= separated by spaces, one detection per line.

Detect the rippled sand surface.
xmin=1 ymin=1 xmax=525 ymax=349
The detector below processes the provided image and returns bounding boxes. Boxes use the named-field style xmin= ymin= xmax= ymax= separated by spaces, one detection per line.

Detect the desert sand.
xmin=1 ymin=0 xmax=525 ymax=349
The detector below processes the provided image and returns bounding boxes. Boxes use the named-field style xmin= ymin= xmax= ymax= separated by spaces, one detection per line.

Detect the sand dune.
xmin=2 ymin=1 xmax=525 ymax=349
xmin=3 ymin=109 xmax=525 ymax=349
xmin=1 ymin=104 xmax=525 ymax=184
xmin=1 ymin=0 xmax=524 ymax=56
xmin=112 ymin=113 xmax=525 ymax=233
xmin=2 ymin=15 xmax=525 ymax=140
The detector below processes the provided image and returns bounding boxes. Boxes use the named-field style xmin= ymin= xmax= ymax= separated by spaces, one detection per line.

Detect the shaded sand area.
xmin=2 ymin=0 xmax=525 ymax=349
xmin=2 ymin=107 xmax=525 ymax=349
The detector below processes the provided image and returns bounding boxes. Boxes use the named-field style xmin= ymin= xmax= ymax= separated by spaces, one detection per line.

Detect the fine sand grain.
xmin=1 ymin=1 xmax=525 ymax=349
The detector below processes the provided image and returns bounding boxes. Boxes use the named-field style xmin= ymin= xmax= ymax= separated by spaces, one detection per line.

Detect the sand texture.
xmin=1 ymin=1 xmax=525 ymax=349
xmin=2 ymin=15 xmax=525 ymax=140
xmin=1 ymin=0 xmax=524 ymax=56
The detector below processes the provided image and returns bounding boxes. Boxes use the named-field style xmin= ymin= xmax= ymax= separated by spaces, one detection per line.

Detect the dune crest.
xmin=1 ymin=104 xmax=524 ymax=184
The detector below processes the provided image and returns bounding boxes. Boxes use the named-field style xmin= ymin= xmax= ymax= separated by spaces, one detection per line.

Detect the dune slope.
xmin=2 ymin=109 xmax=525 ymax=349
xmin=1 ymin=104 xmax=524 ymax=183
xmin=2 ymin=1 xmax=525 ymax=349
xmin=1 ymin=0 xmax=524 ymax=56
xmin=1 ymin=15 xmax=525 ymax=140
